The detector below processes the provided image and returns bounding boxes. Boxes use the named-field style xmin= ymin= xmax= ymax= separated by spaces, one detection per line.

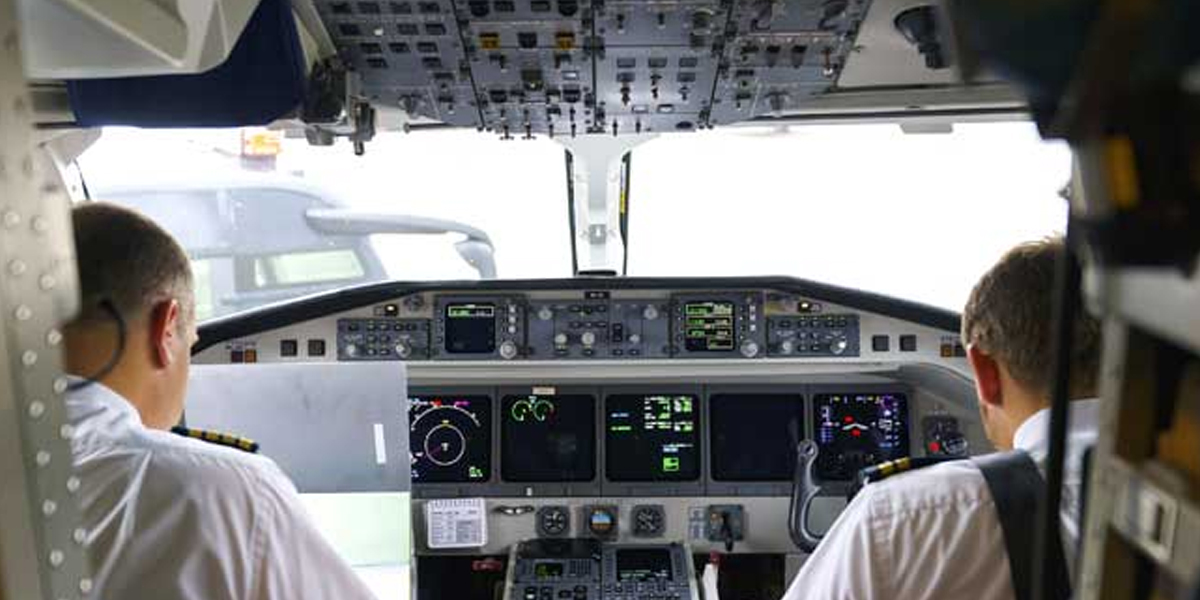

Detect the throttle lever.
xmin=719 ymin=512 xmax=735 ymax=553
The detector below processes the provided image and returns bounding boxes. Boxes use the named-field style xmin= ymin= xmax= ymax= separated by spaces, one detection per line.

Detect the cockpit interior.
xmin=3 ymin=1 xmax=1199 ymax=600
xmin=190 ymin=276 xmax=984 ymax=598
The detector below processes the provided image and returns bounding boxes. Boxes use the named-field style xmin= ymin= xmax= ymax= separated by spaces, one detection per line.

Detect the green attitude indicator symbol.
xmin=662 ymin=456 xmax=681 ymax=473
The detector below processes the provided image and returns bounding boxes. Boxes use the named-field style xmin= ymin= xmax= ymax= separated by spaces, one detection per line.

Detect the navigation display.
xmin=616 ymin=549 xmax=673 ymax=582
xmin=501 ymin=395 xmax=596 ymax=482
xmin=710 ymin=394 xmax=804 ymax=481
xmin=683 ymin=301 xmax=736 ymax=352
xmin=445 ymin=303 xmax=496 ymax=354
xmin=813 ymin=393 xmax=909 ymax=480
xmin=606 ymin=394 xmax=699 ymax=482
xmin=409 ymin=395 xmax=491 ymax=483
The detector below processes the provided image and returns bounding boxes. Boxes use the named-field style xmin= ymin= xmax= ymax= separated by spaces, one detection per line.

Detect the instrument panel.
xmin=194 ymin=278 xmax=984 ymax=555
xmin=403 ymin=384 xmax=918 ymax=497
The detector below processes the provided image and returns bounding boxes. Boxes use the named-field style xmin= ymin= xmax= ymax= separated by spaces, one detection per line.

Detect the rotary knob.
xmin=554 ymin=332 xmax=569 ymax=346
xmin=394 ymin=341 xmax=413 ymax=359
xmin=740 ymin=340 xmax=760 ymax=358
xmin=499 ymin=340 xmax=519 ymax=360
xmin=830 ymin=337 xmax=849 ymax=355
xmin=345 ymin=344 xmax=359 ymax=358
xmin=538 ymin=307 xmax=554 ymax=321
xmin=642 ymin=305 xmax=659 ymax=320
xmin=581 ymin=331 xmax=596 ymax=347
xmin=779 ymin=340 xmax=794 ymax=355
xmin=628 ymin=333 xmax=642 ymax=345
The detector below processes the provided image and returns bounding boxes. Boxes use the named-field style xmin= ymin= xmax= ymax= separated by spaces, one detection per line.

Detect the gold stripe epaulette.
xmin=170 ymin=426 xmax=260 ymax=454
xmin=858 ymin=456 xmax=962 ymax=485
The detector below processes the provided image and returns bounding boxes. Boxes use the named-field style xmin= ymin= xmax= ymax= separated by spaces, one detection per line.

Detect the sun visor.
xmin=65 ymin=0 xmax=306 ymax=128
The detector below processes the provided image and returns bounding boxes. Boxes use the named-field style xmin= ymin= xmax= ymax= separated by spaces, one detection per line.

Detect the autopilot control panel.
xmin=327 ymin=288 xmax=874 ymax=362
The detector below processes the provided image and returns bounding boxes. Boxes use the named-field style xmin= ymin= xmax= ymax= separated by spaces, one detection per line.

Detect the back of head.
xmin=961 ymin=237 xmax=1103 ymax=401
xmin=72 ymin=202 xmax=193 ymax=327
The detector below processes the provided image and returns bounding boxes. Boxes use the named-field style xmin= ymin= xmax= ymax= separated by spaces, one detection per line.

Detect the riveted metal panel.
xmin=0 ymin=0 xmax=90 ymax=598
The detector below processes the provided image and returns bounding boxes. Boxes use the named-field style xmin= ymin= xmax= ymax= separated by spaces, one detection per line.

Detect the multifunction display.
xmin=606 ymin=394 xmax=699 ymax=481
xmin=710 ymin=393 xmax=805 ymax=481
xmin=502 ymin=395 xmax=596 ymax=482
xmin=444 ymin=303 xmax=496 ymax=354
xmin=615 ymin=548 xmax=674 ymax=582
xmin=813 ymin=393 xmax=909 ymax=480
xmin=683 ymin=301 xmax=736 ymax=352
xmin=408 ymin=395 xmax=491 ymax=483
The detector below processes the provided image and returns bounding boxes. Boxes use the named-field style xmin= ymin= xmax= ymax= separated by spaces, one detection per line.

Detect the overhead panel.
xmin=315 ymin=0 xmax=873 ymax=136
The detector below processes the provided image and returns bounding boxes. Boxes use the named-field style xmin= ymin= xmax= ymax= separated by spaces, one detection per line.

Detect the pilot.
xmin=781 ymin=237 xmax=1102 ymax=600
xmin=63 ymin=203 xmax=378 ymax=600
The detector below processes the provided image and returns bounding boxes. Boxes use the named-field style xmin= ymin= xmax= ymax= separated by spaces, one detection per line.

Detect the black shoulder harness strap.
xmin=973 ymin=451 xmax=1072 ymax=600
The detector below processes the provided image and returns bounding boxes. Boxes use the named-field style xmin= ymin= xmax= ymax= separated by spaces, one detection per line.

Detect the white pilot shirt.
xmin=782 ymin=399 xmax=1101 ymax=600
xmin=66 ymin=380 xmax=379 ymax=600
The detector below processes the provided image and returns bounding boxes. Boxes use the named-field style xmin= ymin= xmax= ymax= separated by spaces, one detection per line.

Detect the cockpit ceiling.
xmin=29 ymin=0 xmax=1024 ymax=130
xmin=840 ymin=0 xmax=979 ymax=89
xmin=314 ymin=0 xmax=1015 ymax=136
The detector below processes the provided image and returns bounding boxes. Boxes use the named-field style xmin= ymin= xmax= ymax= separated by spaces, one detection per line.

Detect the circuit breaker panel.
xmin=315 ymin=0 xmax=871 ymax=137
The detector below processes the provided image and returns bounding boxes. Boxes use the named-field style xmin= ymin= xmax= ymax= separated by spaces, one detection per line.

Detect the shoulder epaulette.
xmin=857 ymin=456 xmax=962 ymax=486
xmin=171 ymin=426 xmax=260 ymax=454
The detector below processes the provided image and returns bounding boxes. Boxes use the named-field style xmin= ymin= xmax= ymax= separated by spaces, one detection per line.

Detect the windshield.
xmin=77 ymin=121 xmax=1068 ymax=321
xmin=631 ymin=122 xmax=1071 ymax=310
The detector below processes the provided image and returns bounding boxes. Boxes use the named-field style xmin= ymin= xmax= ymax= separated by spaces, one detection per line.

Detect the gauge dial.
xmin=585 ymin=505 xmax=618 ymax=540
xmin=423 ymin=423 xmax=467 ymax=467
xmin=537 ymin=506 xmax=571 ymax=538
xmin=632 ymin=505 xmax=666 ymax=538
xmin=409 ymin=395 xmax=491 ymax=483
xmin=510 ymin=397 xmax=557 ymax=422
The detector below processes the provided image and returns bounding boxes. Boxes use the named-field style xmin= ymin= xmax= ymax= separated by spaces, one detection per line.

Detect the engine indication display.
xmin=606 ymin=394 xmax=700 ymax=482
xmin=409 ymin=395 xmax=491 ymax=483
xmin=444 ymin=303 xmax=496 ymax=354
xmin=683 ymin=301 xmax=736 ymax=352
xmin=502 ymin=395 xmax=596 ymax=482
xmin=813 ymin=393 xmax=909 ymax=480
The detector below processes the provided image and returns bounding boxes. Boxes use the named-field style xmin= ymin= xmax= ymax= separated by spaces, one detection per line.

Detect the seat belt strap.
xmin=973 ymin=451 xmax=1073 ymax=600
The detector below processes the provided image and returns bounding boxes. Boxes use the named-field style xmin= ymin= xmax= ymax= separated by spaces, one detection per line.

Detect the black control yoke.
xmin=789 ymin=441 xmax=959 ymax=552
xmin=788 ymin=439 xmax=825 ymax=552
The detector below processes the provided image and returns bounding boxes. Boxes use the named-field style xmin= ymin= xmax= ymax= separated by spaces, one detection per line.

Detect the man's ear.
xmin=967 ymin=344 xmax=1003 ymax=409
xmin=148 ymin=299 xmax=181 ymax=369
